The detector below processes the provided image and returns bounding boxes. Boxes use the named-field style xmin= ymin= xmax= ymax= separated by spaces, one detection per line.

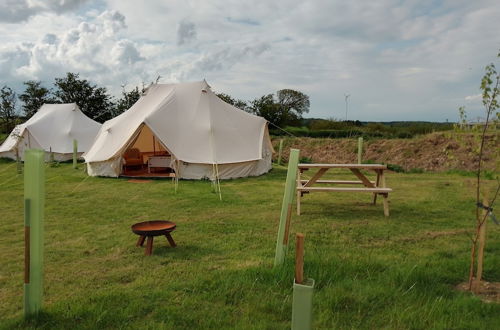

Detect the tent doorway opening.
xmin=121 ymin=124 xmax=176 ymax=178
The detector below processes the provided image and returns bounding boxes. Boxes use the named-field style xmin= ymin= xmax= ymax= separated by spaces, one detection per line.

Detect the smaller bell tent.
xmin=0 ymin=103 xmax=102 ymax=161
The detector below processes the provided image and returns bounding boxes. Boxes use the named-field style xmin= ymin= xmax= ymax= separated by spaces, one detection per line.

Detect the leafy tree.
xmin=456 ymin=49 xmax=500 ymax=293
xmin=53 ymin=72 xmax=114 ymax=122
xmin=216 ymin=92 xmax=247 ymax=111
xmin=249 ymin=89 xmax=310 ymax=127
xmin=114 ymin=85 xmax=143 ymax=116
xmin=248 ymin=94 xmax=284 ymax=126
xmin=0 ymin=86 xmax=18 ymax=133
xmin=276 ymin=89 xmax=310 ymax=124
xmin=19 ymin=80 xmax=55 ymax=119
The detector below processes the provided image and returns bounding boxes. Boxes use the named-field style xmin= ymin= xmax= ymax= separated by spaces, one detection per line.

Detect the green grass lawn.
xmin=0 ymin=161 xmax=499 ymax=329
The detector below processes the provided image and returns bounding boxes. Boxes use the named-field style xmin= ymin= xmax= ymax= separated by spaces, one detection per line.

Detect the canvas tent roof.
xmin=84 ymin=81 xmax=268 ymax=165
xmin=0 ymin=103 xmax=101 ymax=155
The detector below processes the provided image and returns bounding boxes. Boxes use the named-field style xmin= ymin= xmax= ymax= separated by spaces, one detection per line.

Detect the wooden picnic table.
xmin=296 ymin=163 xmax=392 ymax=217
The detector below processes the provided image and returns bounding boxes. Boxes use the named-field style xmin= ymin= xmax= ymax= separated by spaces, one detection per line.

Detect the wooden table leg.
xmin=165 ymin=233 xmax=177 ymax=247
xmin=145 ymin=236 xmax=154 ymax=255
xmin=382 ymin=193 xmax=390 ymax=217
xmin=380 ymin=171 xmax=389 ymax=217
xmin=373 ymin=170 xmax=381 ymax=205
xmin=136 ymin=235 xmax=146 ymax=247
xmin=296 ymin=170 xmax=301 ymax=215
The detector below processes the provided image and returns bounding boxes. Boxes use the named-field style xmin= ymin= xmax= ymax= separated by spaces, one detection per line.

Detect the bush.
xmin=387 ymin=163 xmax=405 ymax=173
xmin=299 ymin=156 xmax=313 ymax=164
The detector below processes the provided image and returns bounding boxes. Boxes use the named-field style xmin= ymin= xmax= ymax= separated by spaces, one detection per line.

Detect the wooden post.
xmin=73 ymin=139 xmax=78 ymax=169
xmin=474 ymin=197 xmax=489 ymax=291
xmin=274 ymin=149 xmax=300 ymax=267
xmin=24 ymin=149 xmax=45 ymax=318
xmin=49 ymin=147 xmax=54 ymax=165
xmin=357 ymin=137 xmax=363 ymax=164
xmin=295 ymin=233 xmax=304 ymax=284
xmin=292 ymin=233 xmax=314 ymax=330
xmin=277 ymin=139 xmax=284 ymax=165
xmin=16 ymin=148 xmax=22 ymax=174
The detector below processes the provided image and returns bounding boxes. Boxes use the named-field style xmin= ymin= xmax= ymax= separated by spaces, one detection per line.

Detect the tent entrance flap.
xmin=129 ymin=124 xmax=168 ymax=156
xmin=121 ymin=124 xmax=176 ymax=177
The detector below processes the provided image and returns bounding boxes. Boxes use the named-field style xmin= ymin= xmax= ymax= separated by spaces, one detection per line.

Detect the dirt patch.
xmin=272 ymin=132 xmax=499 ymax=172
xmin=456 ymin=281 xmax=500 ymax=303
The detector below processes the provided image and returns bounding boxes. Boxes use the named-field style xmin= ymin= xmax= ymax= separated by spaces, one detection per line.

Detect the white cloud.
xmin=465 ymin=94 xmax=481 ymax=101
xmin=0 ymin=0 xmax=88 ymax=23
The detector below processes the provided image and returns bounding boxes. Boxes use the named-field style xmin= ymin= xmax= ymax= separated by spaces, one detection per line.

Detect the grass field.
xmin=0 ymin=161 xmax=499 ymax=329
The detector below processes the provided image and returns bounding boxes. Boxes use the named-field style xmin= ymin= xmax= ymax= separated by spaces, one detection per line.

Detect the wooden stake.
xmin=474 ymin=196 xmax=489 ymax=291
xmin=16 ymin=148 xmax=22 ymax=174
xmin=295 ymin=233 xmax=305 ymax=284
xmin=73 ymin=139 xmax=78 ymax=169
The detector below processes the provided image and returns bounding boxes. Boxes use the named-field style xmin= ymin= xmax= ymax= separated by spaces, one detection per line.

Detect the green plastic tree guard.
xmin=274 ymin=148 xmax=300 ymax=266
xmin=277 ymin=139 xmax=284 ymax=165
xmin=292 ymin=278 xmax=315 ymax=330
xmin=73 ymin=139 xmax=78 ymax=169
xmin=24 ymin=149 xmax=45 ymax=318
xmin=357 ymin=137 xmax=363 ymax=164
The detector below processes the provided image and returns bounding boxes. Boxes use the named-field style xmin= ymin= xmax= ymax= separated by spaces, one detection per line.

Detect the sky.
xmin=0 ymin=0 xmax=499 ymax=122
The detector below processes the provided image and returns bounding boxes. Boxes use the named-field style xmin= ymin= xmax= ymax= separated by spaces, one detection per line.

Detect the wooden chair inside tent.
xmin=123 ymin=148 xmax=143 ymax=170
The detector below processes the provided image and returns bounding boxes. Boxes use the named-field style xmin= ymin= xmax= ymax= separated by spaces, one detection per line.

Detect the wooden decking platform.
xmin=120 ymin=168 xmax=175 ymax=179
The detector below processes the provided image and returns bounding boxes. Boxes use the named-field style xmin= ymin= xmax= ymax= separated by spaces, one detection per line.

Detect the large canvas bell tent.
xmin=0 ymin=103 xmax=101 ymax=161
xmin=83 ymin=81 xmax=273 ymax=179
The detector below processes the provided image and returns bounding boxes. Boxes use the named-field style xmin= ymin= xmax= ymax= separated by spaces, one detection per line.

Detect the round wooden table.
xmin=131 ymin=220 xmax=177 ymax=256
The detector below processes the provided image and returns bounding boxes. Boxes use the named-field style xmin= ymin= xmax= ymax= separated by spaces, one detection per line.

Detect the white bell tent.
xmin=0 ymin=103 xmax=102 ymax=161
xmin=83 ymin=80 xmax=273 ymax=179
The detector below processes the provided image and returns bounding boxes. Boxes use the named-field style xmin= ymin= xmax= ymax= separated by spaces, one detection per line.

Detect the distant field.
xmin=0 ymin=162 xmax=499 ymax=329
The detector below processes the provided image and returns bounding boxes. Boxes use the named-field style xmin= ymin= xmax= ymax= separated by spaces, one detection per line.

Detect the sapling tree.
xmin=463 ymin=49 xmax=500 ymax=292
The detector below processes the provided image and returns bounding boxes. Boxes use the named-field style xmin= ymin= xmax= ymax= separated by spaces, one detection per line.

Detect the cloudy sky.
xmin=0 ymin=0 xmax=499 ymax=122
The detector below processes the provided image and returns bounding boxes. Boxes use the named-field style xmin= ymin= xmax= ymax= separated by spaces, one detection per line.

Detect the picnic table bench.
xmin=296 ymin=163 xmax=392 ymax=217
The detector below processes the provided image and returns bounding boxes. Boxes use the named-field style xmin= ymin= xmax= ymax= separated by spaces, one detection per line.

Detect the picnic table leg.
xmin=145 ymin=236 xmax=154 ymax=255
xmin=373 ymin=170 xmax=381 ymax=205
xmin=380 ymin=171 xmax=389 ymax=217
xmin=382 ymin=194 xmax=390 ymax=217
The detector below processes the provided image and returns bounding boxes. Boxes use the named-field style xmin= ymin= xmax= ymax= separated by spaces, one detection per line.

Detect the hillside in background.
xmin=270 ymin=119 xmax=455 ymax=139
xmin=272 ymin=132 xmax=499 ymax=173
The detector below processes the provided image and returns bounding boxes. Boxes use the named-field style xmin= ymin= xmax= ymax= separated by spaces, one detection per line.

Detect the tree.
xmin=53 ymin=73 xmax=114 ymax=122
xmin=216 ymin=92 xmax=247 ymax=111
xmin=276 ymin=89 xmax=310 ymax=124
xmin=248 ymin=94 xmax=284 ymax=126
xmin=459 ymin=49 xmax=500 ymax=293
xmin=249 ymin=89 xmax=310 ymax=127
xmin=19 ymin=80 xmax=55 ymax=119
xmin=114 ymin=85 xmax=143 ymax=116
xmin=0 ymin=86 xmax=18 ymax=133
